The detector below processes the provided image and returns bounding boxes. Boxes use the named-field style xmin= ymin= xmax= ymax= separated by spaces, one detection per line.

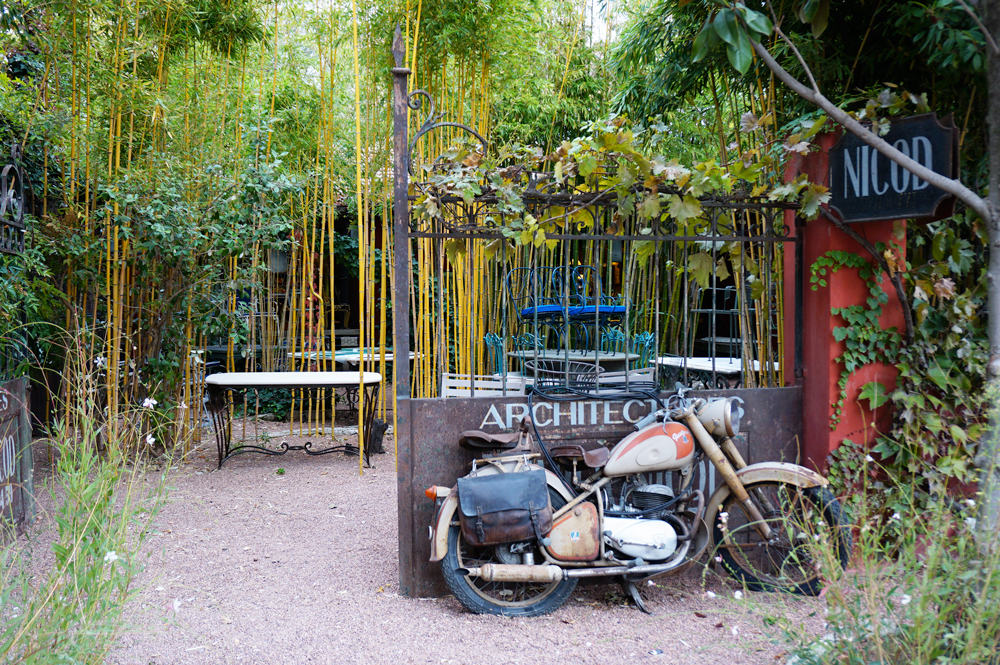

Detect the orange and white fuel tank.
xmin=602 ymin=421 xmax=696 ymax=476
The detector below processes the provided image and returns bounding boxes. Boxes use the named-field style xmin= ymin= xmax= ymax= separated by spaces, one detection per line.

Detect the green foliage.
xmin=895 ymin=0 xmax=989 ymax=73
xmin=779 ymin=469 xmax=1000 ymax=665
xmin=492 ymin=44 xmax=607 ymax=148
xmin=414 ymin=115 xmax=828 ymax=256
xmin=810 ymin=250 xmax=902 ymax=426
xmin=821 ymin=209 xmax=988 ymax=510
xmin=785 ymin=389 xmax=1000 ymax=664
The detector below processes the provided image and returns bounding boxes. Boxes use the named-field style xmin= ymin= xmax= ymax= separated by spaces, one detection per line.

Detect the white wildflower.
xmin=965 ymin=499 xmax=976 ymax=509
xmin=734 ymin=590 xmax=743 ymax=600
xmin=714 ymin=555 xmax=723 ymax=563
xmin=95 ymin=356 xmax=107 ymax=368
xmin=104 ymin=551 xmax=119 ymax=564
xmin=178 ymin=401 xmax=188 ymax=410
xmin=146 ymin=434 xmax=156 ymax=447
xmin=865 ymin=454 xmax=874 ymax=462
xmin=965 ymin=517 xmax=977 ymax=530
xmin=891 ymin=512 xmax=901 ymax=521
xmin=899 ymin=594 xmax=912 ymax=606
xmin=142 ymin=397 xmax=158 ymax=409
xmin=704 ymin=591 xmax=717 ymax=599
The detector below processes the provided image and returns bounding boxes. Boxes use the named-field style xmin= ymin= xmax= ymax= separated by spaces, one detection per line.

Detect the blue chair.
xmin=483 ymin=332 xmax=506 ymax=375
xmin=504 ymin=265 xmax=627 ymax=337
xmin=632 ymin=331 xmax=656 ymax=367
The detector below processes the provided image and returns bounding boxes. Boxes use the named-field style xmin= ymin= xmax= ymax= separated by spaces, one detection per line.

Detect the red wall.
xmin=783 ymin=133 xmax=906 ymax=469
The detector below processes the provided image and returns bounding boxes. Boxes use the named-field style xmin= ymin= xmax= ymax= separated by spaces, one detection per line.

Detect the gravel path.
xmin=27 ymin=428 xmax=822 ymax=665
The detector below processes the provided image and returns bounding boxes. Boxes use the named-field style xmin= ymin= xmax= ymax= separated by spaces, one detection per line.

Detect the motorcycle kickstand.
xmin=620 ymin=578 xmax=652 ymax=615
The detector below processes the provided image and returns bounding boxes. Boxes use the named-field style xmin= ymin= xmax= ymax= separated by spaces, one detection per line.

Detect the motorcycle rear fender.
xmin=704 ymin=461 xmax=828 ymax=540
xmin=428 ymin=468 xmax=573 ymax=562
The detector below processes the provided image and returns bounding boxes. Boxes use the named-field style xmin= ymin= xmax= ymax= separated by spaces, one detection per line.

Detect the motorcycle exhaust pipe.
xmin=461 ymin=556 xmax=691 ymax=583
xmin=461 ymin=564 xmax=565 ymax=583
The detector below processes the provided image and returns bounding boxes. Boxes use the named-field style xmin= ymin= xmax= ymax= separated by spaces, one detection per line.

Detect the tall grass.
xmin=780 ymin=394 xmax=1000 ymax=665
xmin=1 ymin=336 xmax=170 ymax=664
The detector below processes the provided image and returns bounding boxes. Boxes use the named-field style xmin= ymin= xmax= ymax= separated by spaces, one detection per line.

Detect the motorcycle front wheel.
xmin=713 ymin=481 xmax=850 ymax=596
xmin=441 ymin=524 xmax=577 ymax=617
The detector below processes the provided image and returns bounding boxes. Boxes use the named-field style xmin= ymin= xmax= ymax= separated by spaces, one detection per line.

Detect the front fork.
xmin=680 ymin=410 xmax=774 ymax=540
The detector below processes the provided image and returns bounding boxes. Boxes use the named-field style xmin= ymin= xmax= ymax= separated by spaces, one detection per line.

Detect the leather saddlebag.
xmin=457 ymin=469 xmax=553 ymax=546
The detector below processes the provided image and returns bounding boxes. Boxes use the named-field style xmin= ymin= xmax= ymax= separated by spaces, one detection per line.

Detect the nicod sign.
xmin=828 ymin=114 xmax=958 ymax=223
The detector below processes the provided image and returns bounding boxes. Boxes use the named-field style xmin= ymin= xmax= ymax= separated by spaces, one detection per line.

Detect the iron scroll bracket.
xmin=405 ymin=89 xmax=488 ymax=175
xmin=1 ymin=143 xmax=26 ymax=255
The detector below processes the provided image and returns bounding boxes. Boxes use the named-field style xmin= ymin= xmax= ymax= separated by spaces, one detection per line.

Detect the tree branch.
xmin=750 ymin=39 xmax=994 ymax=223
xmin=774 ymin=24 xmax=820 ymax=93
xmin=955 ymin=0 xmax=1000 ymax=55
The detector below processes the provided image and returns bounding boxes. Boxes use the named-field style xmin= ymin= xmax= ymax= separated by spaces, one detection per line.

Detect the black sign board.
xmin=828 ymin=114 xmax=958 ymax=223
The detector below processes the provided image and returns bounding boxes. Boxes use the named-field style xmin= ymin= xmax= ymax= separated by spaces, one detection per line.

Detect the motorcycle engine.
xmin=603 ymin=516 xmax=677 ymax=561
xmin=626 ymin=483 xmax=674 ymax=515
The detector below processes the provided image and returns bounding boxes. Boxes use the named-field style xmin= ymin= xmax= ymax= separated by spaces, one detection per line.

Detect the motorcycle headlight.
xmin=696 ymin=397 xmax=744 ymax=437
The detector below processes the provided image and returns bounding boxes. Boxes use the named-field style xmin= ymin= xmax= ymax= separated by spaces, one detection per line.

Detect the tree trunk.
xmin=978 ymin=1 xmax=1000 ymax=551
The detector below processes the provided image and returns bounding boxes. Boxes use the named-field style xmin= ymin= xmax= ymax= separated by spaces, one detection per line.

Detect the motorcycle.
xmin=425 ymin=386 xmax=851 ymax=616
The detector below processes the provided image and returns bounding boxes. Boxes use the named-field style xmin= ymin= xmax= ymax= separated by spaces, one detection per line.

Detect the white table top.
xmin=656 ymin=356 xmax=778 ymax=374
xmin=206 ymin=371 xmax=382 ymax=388
xmin=287 ymin=350 xmax=418 ymax=363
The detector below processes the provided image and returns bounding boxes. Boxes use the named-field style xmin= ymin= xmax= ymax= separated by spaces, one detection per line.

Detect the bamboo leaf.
xmin=811 ymin=0 xmax=830 ymax=37
xmin=727 ymin=30 xmax=753 ymax=74
xmin=740 ymin=8 xmax=773 ymax=38
xmin=713 ymin=9 xmax=740 ymax=47
xmin=692 ymin=22 xmax=718 ymax=62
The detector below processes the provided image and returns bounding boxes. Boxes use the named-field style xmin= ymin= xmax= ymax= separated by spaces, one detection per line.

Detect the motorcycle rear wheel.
xmin=441 ymin=489 xmax=577 ymax=617
xmin=713 ymin=482 xmax=850 ymax=595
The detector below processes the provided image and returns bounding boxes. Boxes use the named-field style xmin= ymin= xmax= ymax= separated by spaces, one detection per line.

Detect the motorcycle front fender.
xmin=428 ymin=468 xmax=573 ymax=562
xmin=704 ymin=461 xmax=829 ymax=542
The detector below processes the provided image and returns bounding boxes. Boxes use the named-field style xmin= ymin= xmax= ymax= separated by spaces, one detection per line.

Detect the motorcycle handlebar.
xmin=633 ymin=409 xmax=664 ymax=430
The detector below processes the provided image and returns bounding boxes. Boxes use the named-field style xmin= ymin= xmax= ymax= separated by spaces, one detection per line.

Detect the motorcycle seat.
xmin=459 ymin=430 xmax=520 ymax=451
xmin=549 ymin=444 xmax=609 ymax=468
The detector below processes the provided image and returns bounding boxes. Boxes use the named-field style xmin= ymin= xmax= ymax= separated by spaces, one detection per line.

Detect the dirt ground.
xmin=24 ymin=424 xmax=824 ymax=665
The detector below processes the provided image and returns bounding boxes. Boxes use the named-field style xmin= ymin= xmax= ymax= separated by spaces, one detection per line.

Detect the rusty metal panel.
xmin=396 ymin=386 xmax=802 ymax=597
xmin=1 ymin=378 xmax=31 ymax=528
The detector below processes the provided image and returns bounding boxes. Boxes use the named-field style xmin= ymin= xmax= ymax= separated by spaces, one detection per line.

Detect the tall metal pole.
xmin=391 ymin=26 xmax=411 ymax=399
xmin=391 ymin=26 xmax=418 ymax=597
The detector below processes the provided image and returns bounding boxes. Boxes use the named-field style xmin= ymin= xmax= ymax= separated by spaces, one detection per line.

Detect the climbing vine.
xmin=413 ymin=115 xmax=832 ymax=252
xmin=809 ymin=250 xmax=903 ymax=426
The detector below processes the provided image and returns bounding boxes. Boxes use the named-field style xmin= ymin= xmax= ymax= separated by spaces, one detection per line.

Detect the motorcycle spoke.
xmin=716 ymin=482 xmax=829 ymax=589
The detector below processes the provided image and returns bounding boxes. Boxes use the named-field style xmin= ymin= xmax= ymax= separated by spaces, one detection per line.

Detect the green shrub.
xmin=781 ymin=390 xmax=1000 ymax=665
xmin=1 ymin=348 xmax=168 ymax=664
